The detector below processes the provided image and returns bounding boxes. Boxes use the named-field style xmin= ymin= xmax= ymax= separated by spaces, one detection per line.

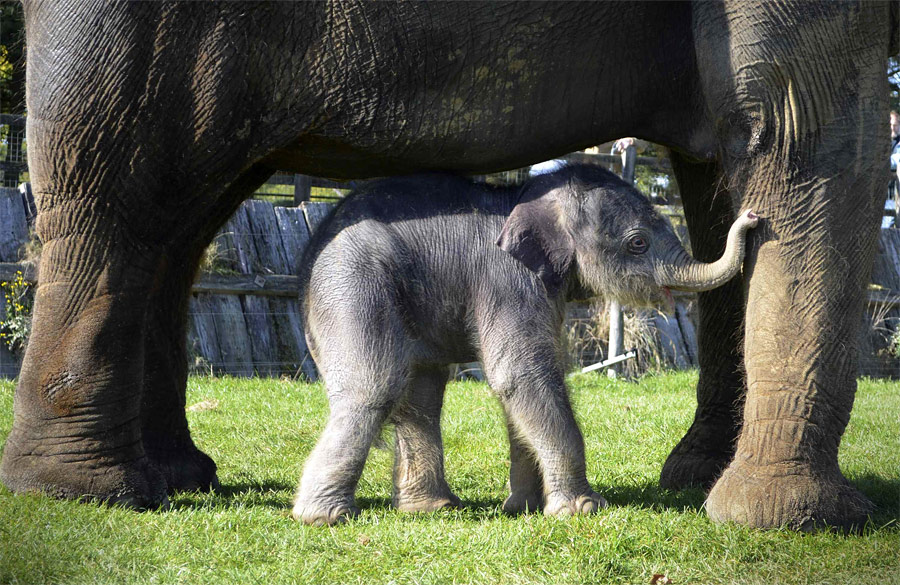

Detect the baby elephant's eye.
xmin=627 ymin=234 xmax=649 ymax=255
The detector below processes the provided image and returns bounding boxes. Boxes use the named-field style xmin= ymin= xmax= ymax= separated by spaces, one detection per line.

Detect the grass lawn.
xmin=0 ymin=371 xmax=898 ymax=584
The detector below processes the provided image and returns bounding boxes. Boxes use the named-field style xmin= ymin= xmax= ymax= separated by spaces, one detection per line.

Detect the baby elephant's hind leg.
xmin=502 ymin=420 xmax=544 ymax=514
xmin=292 ymin=392 xmax=394 ymax=525
xmin=391 ymin=365 xmax=461 ymax=512
xmin=293 ymin=346 xmax=408 ymax=525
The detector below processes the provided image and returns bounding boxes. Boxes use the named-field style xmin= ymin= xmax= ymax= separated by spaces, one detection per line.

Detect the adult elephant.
xmin=1 ymin=1 xmax=895 ymax=530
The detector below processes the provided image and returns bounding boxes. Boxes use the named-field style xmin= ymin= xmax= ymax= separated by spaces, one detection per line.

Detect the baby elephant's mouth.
xmin=662 ymin=287 xmax=676 ymax=314
xmin=603 ymin=280 xmax=677 ymax=314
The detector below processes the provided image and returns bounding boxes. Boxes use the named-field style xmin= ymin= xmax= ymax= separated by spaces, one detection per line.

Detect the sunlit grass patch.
xmin=0 ymin=372 xmax=897 ymax=584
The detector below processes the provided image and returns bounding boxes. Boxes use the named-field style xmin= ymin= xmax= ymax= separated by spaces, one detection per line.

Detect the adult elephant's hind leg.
xmin=139 ymin=169 xmax=271 ymax=493
xmin=140 ymin=246 xmax=218 ymax=494
xmin=0 ymin=201 xmax=169 ymax=509
xmin=660 ymin=153 xmax=745 ymax=490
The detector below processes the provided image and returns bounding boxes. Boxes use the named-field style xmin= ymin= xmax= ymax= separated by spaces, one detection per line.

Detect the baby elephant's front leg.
xmin=500 ymin=379 xmax=607 ymax=516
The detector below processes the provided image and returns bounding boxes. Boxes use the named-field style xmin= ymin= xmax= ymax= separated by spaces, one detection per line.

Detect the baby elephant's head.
xmin=496 ymin=164 xmax=758 ymax=308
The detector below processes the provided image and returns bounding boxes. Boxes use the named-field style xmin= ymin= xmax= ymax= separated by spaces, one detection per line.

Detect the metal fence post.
xmin=607 ymin=145 xmax=636 ymax=378
xmin=620 ymin=144 xmax=636 ymax=185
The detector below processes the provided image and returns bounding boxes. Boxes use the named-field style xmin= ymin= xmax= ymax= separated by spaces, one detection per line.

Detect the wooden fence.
xmin=0 ymin=171 xmax=899 ymax=379
xmin=0 ymin=183 xmax=704 ymax=380
xmin=185 ymin=200 xmax=331 ymax=379
xmin=4 ymin=111 xmax=900 ymax=378
xmin=0 ymin=185 xmax=31 ymax=377
xmin=0 ymin=114 xmax=27 ymax=189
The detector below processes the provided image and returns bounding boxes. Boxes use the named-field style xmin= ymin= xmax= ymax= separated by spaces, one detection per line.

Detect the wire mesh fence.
xmin=0 ymin=115 xmax=27 ymax=188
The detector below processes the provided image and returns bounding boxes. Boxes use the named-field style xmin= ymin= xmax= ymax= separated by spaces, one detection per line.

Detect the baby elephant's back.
xmin=308 ymin=173 xmax=512 ymax=281
xmin=302 ymin=174 xmax=517 ymax=353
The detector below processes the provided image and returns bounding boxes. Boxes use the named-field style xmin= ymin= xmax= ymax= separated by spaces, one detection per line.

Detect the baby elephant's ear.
xmin=496 ymin=186 xmax=575 ymax=296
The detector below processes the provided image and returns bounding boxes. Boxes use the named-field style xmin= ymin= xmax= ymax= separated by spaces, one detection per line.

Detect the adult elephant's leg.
xmin=140 ymin=169 xmax=271 ymax=493
xmin=660 ymin=153 xmax=745 ymax=489
xmin=139 ymin=245 xmax=218 ymax=493
xmin=0 ymin=196 xmax=169 ymax=508
xmin=696 ymin=2 xmax=887 ymax=529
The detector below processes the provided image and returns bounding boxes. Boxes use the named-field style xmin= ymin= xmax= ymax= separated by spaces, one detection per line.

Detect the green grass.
xmin=0 ymin=371 xmax=898 ymax=584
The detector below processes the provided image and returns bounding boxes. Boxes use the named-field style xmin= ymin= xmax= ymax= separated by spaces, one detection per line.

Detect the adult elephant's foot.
xmin=659 ymin=422 xmax=736 ymax=490
xmin=0 ymin=430 xmax=169 ymax=510
xmin=659 ymin=448 xmax=731 ymax=491
xmin=705 ymin=461 xmax=873 ymax=531
xmin=544 ymin=490 xmax=607 ymax=517
xmin=144 ymin=440 xmax=219 ymax=494
xmin=502 ymin=489 xmax=543 ymax=514
xmin=292 ymin=496 xmax=360 ymax=526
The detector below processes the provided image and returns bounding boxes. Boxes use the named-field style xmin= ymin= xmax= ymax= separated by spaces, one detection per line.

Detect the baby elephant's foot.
xmin=544 ymin=490 xmax=607 ymax=517
xmin=292 ymin=497 xmax=360 ymax=526
xmin=502 ymin=490 xmax=543 ymax=514
xmin=395 ymin=492 xmax=461 ymax=514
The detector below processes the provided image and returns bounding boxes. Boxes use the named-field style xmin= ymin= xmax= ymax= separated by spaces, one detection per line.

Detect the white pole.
xmin=606 ymin=299 xmax=625 ymax=379
xmin=577 ymin=349 xmax=636 ymax=375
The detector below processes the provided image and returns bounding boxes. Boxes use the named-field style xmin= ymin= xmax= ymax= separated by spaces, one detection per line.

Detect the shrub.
xmin=0 ymin=270 xmax=31 ymax=354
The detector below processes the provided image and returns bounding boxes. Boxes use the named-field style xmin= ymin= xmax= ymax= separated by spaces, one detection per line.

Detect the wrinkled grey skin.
xmin=293 ymin=165 xmax=758 ymax=525
xmin=1 ymin=1 xmax=896 ymax=531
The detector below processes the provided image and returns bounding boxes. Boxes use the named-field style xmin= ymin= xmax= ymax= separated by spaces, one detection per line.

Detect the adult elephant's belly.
xmin=260 ymin=125 xmax=599 ymax=181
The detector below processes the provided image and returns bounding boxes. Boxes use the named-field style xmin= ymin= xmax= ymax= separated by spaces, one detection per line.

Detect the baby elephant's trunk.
xmin=655 ymin=210 xmax=759 ymax=292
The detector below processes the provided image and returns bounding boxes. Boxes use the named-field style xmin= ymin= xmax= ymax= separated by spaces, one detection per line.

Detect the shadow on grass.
xmin=602 ymin=482 xmax=706 ymax=512
xmin=170 ymin=479 xmax=294 ymax=510
xmin=173 ymin=482 xmax=709 ymax=516
xmin=169 ymin=476 xmax=896 ymax=528
xmin=355 ymin=496 xmax=505 ymax=518
xmin=854 ymin=474 xmax=900 ymax=525
xmin=361 ymin=485 xmax=707 ymax=518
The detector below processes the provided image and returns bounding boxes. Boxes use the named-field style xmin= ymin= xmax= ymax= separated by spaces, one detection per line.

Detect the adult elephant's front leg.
xmin=695 ymin=1 xmax=888 ymax=530
xmin=706 ymin=212 xmax=878 ymax=529
xmin=0 ymin=205 xmax=169 ymax=508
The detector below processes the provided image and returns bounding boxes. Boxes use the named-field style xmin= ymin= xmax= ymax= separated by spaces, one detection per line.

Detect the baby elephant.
xmin=293 ymin=164 xmax=758 ymax=525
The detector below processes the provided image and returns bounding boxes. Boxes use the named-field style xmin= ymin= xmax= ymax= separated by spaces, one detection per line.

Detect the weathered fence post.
xmin=607 ymin=145 xmax=636 ymax=378
xmin=293 ymin=174 xmax=312 ymax=205
xmin=620 ymin=145 xmax=636 ymax=185
xmin=606 ymin=299 xmax=624 ymax=379
xmin=0 ymin=186 xmax=30 ymax=378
